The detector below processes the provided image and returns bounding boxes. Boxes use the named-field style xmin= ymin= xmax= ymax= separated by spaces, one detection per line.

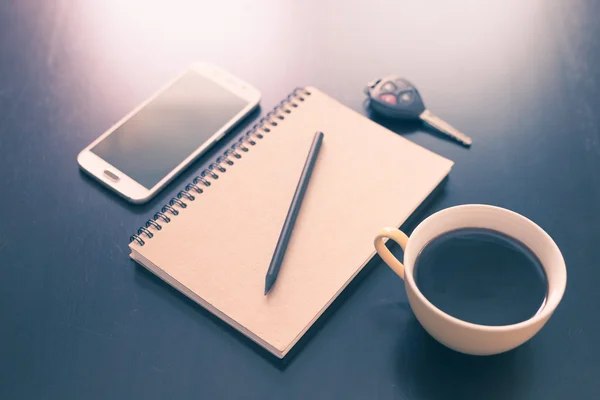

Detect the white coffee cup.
xmin=374 ymin=204 xmax=566 ymax=355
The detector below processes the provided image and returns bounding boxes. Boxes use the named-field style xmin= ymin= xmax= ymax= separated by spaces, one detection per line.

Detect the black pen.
xmin=264 ymin=131 xmax=324 ymax=295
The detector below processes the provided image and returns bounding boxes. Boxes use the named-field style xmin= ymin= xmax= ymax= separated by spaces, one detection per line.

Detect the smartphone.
xmin=77 ymin=62 xmax=261 ymax=203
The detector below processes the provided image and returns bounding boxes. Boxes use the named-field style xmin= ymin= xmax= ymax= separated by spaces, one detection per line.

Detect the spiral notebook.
xmin=129 ymin=87 xmax=453 ymax=358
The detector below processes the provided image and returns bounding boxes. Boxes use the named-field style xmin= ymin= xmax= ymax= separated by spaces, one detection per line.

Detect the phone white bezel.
xmin=77 ymin=62 xmax=261 ymax=203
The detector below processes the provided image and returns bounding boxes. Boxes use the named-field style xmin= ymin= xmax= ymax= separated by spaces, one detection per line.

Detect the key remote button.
xmin=379 ymin=93 xmax=397 ymax=105
xmin=380 ymin=82 xmax=397 ymax=93
xmin=397 ymin=91 xmax=415 ymax=104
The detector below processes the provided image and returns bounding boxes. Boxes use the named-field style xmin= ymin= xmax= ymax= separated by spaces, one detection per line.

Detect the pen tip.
xmin=264 ymin=279 xmax=274 ymax=295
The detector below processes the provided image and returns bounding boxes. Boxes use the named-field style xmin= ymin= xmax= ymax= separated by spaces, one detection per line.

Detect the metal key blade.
xmin=420 ymin=109 xmax=472 ymax=147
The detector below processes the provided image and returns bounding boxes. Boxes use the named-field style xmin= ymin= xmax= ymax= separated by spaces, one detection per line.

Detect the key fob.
xmin=365 ymin=75 xmax=426 ymax=119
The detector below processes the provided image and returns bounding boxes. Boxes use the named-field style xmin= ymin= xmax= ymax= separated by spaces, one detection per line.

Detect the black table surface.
xmin=1 ymin=1 xmax=599 ymax=399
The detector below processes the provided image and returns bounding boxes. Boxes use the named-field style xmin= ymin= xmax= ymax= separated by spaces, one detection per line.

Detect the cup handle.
xmin=374 ymin=228 xmax=409 ymax=280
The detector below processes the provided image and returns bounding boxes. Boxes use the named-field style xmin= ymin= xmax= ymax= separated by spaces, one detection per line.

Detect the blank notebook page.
xmin=129 ymin=87 xmax=453 ymax=357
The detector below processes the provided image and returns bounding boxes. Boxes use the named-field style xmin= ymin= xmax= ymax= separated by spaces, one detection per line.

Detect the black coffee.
xmin=414 ymin=228 xmax=548 ymax=326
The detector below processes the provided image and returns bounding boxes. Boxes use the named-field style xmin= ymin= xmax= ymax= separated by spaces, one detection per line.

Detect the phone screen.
xmin=91 ymin=71 xmax=250 ymax=189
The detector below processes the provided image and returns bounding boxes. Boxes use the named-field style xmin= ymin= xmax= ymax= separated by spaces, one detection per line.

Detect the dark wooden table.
xmin=1 ymin=1 xmax=599 ymax=399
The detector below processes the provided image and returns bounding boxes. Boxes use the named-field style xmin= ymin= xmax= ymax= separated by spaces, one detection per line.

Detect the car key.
xmin=365 ymin=75 xmax=472 ymax=147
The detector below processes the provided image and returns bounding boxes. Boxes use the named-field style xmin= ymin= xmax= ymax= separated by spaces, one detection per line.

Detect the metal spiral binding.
xmin=130 ymin=87 xmax=312 ymax=246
